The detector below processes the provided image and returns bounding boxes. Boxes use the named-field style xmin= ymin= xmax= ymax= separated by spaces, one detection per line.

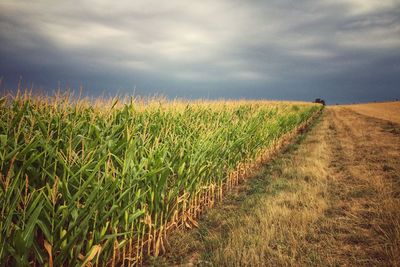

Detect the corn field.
xmin=0 ymin=91 xmax=322 ymax=266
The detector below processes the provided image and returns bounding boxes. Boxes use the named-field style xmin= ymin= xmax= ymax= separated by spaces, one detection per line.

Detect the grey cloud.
xmin=1 ymin=0 xmax=399 ymax=103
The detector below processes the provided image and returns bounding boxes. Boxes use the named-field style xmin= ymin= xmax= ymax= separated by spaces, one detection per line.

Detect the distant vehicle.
xmin=314 ymin=98 xmax=326 ymax=106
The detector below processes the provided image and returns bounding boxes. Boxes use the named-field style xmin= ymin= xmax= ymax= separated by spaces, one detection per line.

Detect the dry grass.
xmin=158 ymin=107 xmax=400 ymax=266
xmin=324 ymin=107 xmax=400 ymax=266
xmin=345 ymin=101 xmax=400 ymax=124
xmin=206 ymin=117 xmax=330 ymax=266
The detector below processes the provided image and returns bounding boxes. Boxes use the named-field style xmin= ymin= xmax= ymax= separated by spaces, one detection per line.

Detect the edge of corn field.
xmin=156 ymin=105 xmax=400 ymax=267
xmin=146 ymin=107 xmax=324 ymax=266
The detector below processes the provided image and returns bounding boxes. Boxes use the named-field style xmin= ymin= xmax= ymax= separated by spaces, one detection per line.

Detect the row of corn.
xmin=0 ymin=91 xmax=322 ymax=266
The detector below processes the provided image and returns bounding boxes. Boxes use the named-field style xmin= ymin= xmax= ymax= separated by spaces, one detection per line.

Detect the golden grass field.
xmin=157 ymin=102 xmax=400 ymax=266
xmin=346 ymin=101 xmax=400 ymax=124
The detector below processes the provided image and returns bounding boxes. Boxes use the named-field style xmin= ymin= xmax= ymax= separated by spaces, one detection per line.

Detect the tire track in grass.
xmin=321 ymin=107 xmax=400 ymax=266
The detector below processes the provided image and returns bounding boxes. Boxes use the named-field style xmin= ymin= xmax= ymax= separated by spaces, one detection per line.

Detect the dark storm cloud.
xmin=1 ymin=0 xmax=399 ymax=103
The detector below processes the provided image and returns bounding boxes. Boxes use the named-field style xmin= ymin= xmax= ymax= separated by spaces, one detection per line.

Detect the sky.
xmin=1 ymin=0 xmax=400 ymax=104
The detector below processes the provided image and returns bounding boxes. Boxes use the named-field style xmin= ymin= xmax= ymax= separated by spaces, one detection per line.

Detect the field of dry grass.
xmin=156 ymin=103 xmax=400 ymax=266
xmin=346 ymin=101 xmax=400 ymax=124
xmin=324 ymin=107 xmax=400 ymax=265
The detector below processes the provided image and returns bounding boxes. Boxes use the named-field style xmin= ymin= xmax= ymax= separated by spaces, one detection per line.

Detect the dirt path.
xmin=156 ymin=107 xmax=400 ymax=266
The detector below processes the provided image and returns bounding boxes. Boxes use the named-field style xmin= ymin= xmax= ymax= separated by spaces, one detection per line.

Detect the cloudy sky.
xmin=1 ymin=0 xmax=399 ymax=103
